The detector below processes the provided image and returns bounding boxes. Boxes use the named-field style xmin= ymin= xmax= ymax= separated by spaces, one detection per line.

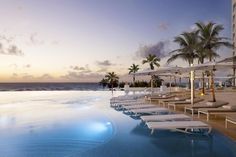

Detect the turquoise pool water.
xmin=0 ymin=91 xmax=235 ymax=157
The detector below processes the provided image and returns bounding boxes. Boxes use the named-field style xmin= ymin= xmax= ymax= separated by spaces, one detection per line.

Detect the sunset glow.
xmin=0 ymin=0 xmax=231 ymax=82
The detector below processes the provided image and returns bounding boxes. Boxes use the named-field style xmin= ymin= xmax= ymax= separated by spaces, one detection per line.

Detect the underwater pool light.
xmin=88 ymin=122 xmax=109 ymax=132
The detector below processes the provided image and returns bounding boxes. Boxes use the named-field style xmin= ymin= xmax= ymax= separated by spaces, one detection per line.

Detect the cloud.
xmin=158 ymin=22 xmax=169 ymax=31
xmin=135 ymin=41 xmax=169 ymax=59
xmin=96 ymin=60 xmax=114 ymax=66
xmin=70 ymin=66 xmax=86 ymax=71
xmin=30 ymin=33 xmax=44 ymax=45
xmin=51 ymin=40 xmax=59 ymax=45
xmin=0 ymin=35 xmax=23 ymax=56
xmin=7 ymin=45 xmax=23 ymax=56
xmin=63 ymin=64 xmax=104 ymax=82
xmin=0 ymin=35 xmax=24 ymax=56
xmin=0 ymin=35 xmax=14 ymax=43
xmin=24 ymin=64 xmax=31 ymax=68
xmin=11 ymin=73 xmax=18 ymax=78
xmin=69 ymin=64 xmax=92 ymax=73
xmin=97 ymin=68 xmax=108 ymax=73
xmin=0 ymin=34 xmax=24 ymax=56
xmin=61 ymin=71 xmax=103 ymax=82
xmin=22 ymin=73 xmax=34 ymax=80
xmin=17 ymin=6 xmax=23 ymax=11
xmin=38 ymin=74 xmax=54 ymax=80
xmin=10 ymin=73 xmax=54 ymax=82
xmin=9 ymin=64 xmax=18 ymax=69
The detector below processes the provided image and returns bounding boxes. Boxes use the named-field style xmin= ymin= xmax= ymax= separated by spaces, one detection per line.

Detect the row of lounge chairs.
xmin=111 ymin=92 xmax=236 ymax=133
xmin=150 ymin=93 xmax=236 ymax=123
xmin=110 ymin=94 xmax=212 ymax=134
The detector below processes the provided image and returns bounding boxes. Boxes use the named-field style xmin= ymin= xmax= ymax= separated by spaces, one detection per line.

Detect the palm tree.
xmin=142 ymin=54 xmax=160 ymax=70
xmin=167 ymin=31 xmax=199 ymax=91
xmin=167 ymin=31 xmax=199 ymax=66
xmin=196 ymin=47 xmax=219 ymax=95
xmin=128 ymin=64 xmax=140 ymax=83
xmin=196 ymin=22 xmax=233 ymax=102
xmin=99 ymin=78 xmax=108 ymax=88
xmin=105 ymin=72 xmax=119 ymax=93
xmin=142 ymin=54 xmax=160 ymax=90
xmin=196 ymin=48 xmax=207 ymax=95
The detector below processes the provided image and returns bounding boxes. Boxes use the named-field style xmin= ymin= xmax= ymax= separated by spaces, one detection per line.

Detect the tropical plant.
xmin=118 ymin=82 xmax=126 ymax=88
xmin=196 ymin=22 xmax=233 ymax=102
xmin=142 ymin=54 xmax=161 ymax=91
xmin=142 ymin=54 xmax=160 ymax=70
xmin=105 ymin=72 xmax=119 ymax=92
xmin=167 ymin=31 xmax=199 ymax=92
xmin=167 ymin=31 xmax=199 ymax=65
xmin=204 ymin=70 xmax=211 ymax=89
xmin=225 ymin=74 xmax=234 ymax=87
xmin=128 ymin=64 xmax=140 ymax=83
xmin=152 ymin=75 xmax=163 ymax=87
xmin=99 ymin=78 xmax=108 ymax=88
xmin=196 ymin=46 xmax=207 ymax=94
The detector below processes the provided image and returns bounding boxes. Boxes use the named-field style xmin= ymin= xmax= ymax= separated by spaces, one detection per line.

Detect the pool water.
xmin=0 ymin=91 xmax=235 ymax=157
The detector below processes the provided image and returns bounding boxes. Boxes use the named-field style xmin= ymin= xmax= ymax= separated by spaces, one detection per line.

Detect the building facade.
xmin=233 ymin=0 xmax=236 ymax=86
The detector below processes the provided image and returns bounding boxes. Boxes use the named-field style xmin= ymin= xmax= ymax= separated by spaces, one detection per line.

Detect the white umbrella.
xmin=178 ymin=62 xmax=235 ymax=72
xmin=130 ymin=66 xmax=183 ymax=93
xmin=217 ymin=56 xmax=236 ymax=63
xmin=179 ymin=62 xmax=236 ymax=105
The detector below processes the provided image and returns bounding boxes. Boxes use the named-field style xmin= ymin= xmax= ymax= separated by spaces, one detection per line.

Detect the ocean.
xmin=0 ymin=83 xmax=104 ymax=91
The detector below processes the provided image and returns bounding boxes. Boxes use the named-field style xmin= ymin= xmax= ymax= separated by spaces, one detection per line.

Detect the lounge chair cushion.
xmin=223 ymin=105 xmax=236 ymax=110
xmin=206 ymin=102 xmax=213 ymax=106
xmin=185 ymin=99 xmax=191 ymax=102
xmin=205 ymin=101 xmax=228 ymax=107
xmin=175 ymin=97 xmax=180 ymax=100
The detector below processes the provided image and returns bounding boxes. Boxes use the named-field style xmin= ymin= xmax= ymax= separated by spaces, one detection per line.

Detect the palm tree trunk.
xmin=133 ymin=74 xmax=135 ymax=83
xmin=111 ymin=82 xmax=114 ymax=94
xmin=233 ymin=67 xmax=236 ymax=87
xmin=208 ymin=78 xmax=210 ymax=89
xmin=210 ymin=70 xmax=216 ymax=102
xmin=151 ymin=77 xmax=154 ymax=94
xmin=202 ymin=72 xmax=205 ymax=94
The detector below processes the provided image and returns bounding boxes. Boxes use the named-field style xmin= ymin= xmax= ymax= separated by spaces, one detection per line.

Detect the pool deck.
xmin=153 ymin=91 xmax=236 ymax=141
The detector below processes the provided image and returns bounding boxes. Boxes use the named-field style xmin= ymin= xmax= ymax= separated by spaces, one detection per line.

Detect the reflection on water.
xmin=0 ymin=91 xmax=235 ymax=157
xmin=0 ymin=91 xmax=116 ymax=157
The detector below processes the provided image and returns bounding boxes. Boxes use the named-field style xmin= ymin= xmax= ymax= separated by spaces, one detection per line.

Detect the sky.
xmin=0 ymin=0 xmax=232 ymax=82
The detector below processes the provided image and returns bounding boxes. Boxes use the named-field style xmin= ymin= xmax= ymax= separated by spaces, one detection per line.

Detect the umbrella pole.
xmin=151 ymin=76 xmax=154 ymax=95
xmin=190 ymin=64 xmax=194 ymax=105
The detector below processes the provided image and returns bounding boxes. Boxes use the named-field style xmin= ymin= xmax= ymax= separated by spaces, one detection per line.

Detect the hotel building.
xmin=233 ymin=0 xmax=236 ymax=85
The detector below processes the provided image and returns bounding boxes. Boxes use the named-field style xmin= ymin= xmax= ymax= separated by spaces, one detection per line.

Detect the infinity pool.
xmin=0 ymin=91 xmax=235 ymax=157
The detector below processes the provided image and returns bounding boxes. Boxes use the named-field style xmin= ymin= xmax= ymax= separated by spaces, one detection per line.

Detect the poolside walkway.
xmin=158 ymin=91 xmax=236 ymax=140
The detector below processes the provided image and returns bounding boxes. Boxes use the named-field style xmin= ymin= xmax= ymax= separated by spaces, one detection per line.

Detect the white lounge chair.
xmin=129 ymin=107 xmax=169 ymax=116
xmin=115 ymin=101 xmax=146 ymax=108
xmin=198 ymin=105 xmax=236 ymax=121
xmin=148 ymin=95 xmax=175 ymax=103
xmin=111 ymin=99 xmax=138 ymax=107
xmin=123 ymin=104 xmax=157 ymax=110
xmin=184 ymin=100 xmax=228 ymax=116
xmin=146 ymin=121 xmax=211 ymax=134
xmin=140 ymin=114 xmax=191 ymax=122
xmin=225 ymin=115 xmax=236 ymax=128
xmin=159 ymin=96 xmax=191 ymax=107
xmin=168 ymin=98 xmax=204 ymax=111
